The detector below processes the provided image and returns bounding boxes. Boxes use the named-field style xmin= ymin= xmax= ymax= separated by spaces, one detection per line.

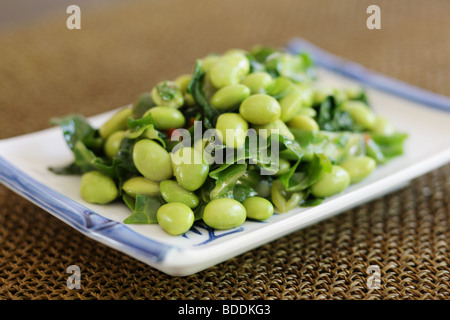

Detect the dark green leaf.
xmin=123 ymin=195 xmax=164 ymax=224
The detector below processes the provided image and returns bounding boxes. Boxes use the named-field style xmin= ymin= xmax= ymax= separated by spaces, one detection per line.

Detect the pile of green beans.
xmin=55 ymin=46 xmax=406 ymax=237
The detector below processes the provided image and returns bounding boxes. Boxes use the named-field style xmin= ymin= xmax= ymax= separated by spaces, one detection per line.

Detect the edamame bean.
xmin=201 ymin=55 xmax=220 ymax=72
xmin=310 ymin=165 xmax=350 ymax=198
xmin=239 ymin=94 xmax=281 ymax=125
xmin=133 ymin=139 xmax=173 ymax=181
xmin=122 ymin=176 xmax=160 ymax=198
xmin=202 ymin=198 xmax=246 ymax=230
xmin=174 ymin=74 xmax=195 ymax=106
xmin=160 ymin=180 xmax=199 ymax=208
xmin=341 ymin=101 xmax=376 ymax=130
xmin=210 ymin=84 xmax=251 ymax=111
xmin=151 ymin=81 xmax=184 ymax=108
xmin=253 ymin=119 xmax=294 ymax=140
xmin=266 ymin=77 xmax=295 ymax=98
xmin=270 ymin=179 xmax=303 ymax=213
xmin=171 ymin=147 xmax=209 ymax=191
xmin=287 ymin=115 xmax=319 ymax=131
xmin=279 ymin=88 xmax=304 ymax=122
xmin=242 ymin=197 xmax=274 ymax=221
xmin=208 ymin=52 xmax=250 ymax=88
xmin=146 ymin=107 xmax=185 ymax=130
xmin=99 ymin=107 xmax=132 ymax=139
xmin=215 ymin=113 xmax=248 ymax=149
xmin=339 ymin=156 xmax=376 ymax=184
xmin=80 ymin=171 xmax=118 ymax=204
xmin=276 ymin=158 xmax=291 ymax=176
xmin=241 ymin=72 xmax=273 ymax=94
xmin=104 ymin=130 xmax=126 ymax=158
xmin=371 ymin=116 xmax=396 ymax=136
xmin=157 ymin=203 xmax=194 ymax=236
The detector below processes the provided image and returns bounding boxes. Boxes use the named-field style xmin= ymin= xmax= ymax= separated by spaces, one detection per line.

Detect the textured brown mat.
xmin=0 ymin=0 xmax=449 ymax=299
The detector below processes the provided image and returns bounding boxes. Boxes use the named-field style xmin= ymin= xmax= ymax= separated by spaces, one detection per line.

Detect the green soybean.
xmin=160 ymin=180 xmax=199 ymax=208
xmin=208 ymin=52 xmax=250 ymax=88
xmin=133 ymin=139 xmax=173 ymax=181
xmin=80 ymin=171 xmax=118 ymax=204
xmin=146 ymin=106 xmax=185 ymax=130
xmin=310 ymin=165 xmax=350 ymax=198
xmin=215 ymin=113 xmax=249 ymax=149
xmin=239 ymin=94 xmax=281 ymax=125
xmin=266 ymin=77 xmax=295 ymax=98
xmin=371 ymin=116 xmax=396 ymax=136
xmin=253 ymin=119 xmax=294 ymax=140
xmin=122 ymin=176 xmax=160 ymax=198
xmin=210 ymin=84 xmax=251 ymax=111
xmin=270 ymin=179 xmax=303 ymax=213
xmin=287 ymin=115 xmax=319 ymax=131
xmin=242 ymin=197 xmax=274 ymax=221
xmin=99 ymin=107 xmax=132 ymax=139
xmin=241 ymin=72 xmax=273 ymax=94
xmin=174 ymin=74 xmax=195 ymax=106
xmin=341 ymin=101 xmax=376 ymax=130
xmin=279 ymin=88 xmax=304 ymax=122
xmin=276 ymin=158 xmax=291 ymax=176
xmin=171 ymin=147 xmax=209 ymax=191
xmin=157 ymin=203 xmax=194 ymax=236
xmin=151 ymin=80 xmax=184 ymax=108
xmin=339 ymin=156 xmax=376 ymax=184
xmin=104 ymin=130 xmax=126 ymax=158
xmin=202 ymin=198 xmax=246 ymax=230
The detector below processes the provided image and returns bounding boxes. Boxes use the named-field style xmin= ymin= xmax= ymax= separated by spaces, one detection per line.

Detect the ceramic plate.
xmin=1 ymin=38 xmax=449 ymax=276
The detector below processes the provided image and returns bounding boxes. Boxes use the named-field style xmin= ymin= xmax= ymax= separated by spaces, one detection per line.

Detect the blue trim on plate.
xmin=0 ymin=156 xmax=172 ymax=263
xmin=286 ymin=38 xmax=450 ymax=112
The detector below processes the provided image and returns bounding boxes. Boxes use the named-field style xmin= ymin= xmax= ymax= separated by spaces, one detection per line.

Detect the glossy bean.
xmin=80 ymin=171 xmax=118 ymax=204
xmin=287 ymin=115 xmax=319 ymax=131
xmin=151 ymin=80 xmax=184 ymax=108
xmin=239 ymin=94 xmax=281 ymax=125
xmin=99 ymin=107 xmax=132 ymax=139
xmin=202 ymin=198 xmax=246 ymax=230
xmin=104 ymin=130 xmax=126 ymax=158
xmin=371 ymin=116 xmax=396 ymax=136
xmin=215 ymin=113 xmax=248 ymax=149
xmin=171 ymin=147 xmax=209 ymax=191
xmin=310 ymin=165 xmax=350 ymax=198
xmin=133 ymin=139 xmax=173 ymax=181
xmin=146 ymin=106 xmax=185 ymax=130
xmin=122 ymin=176 xmax=160 ymax=198
xmin=341 ymin=101 xmax=376 ymax=130
xmin=276 ymin=158 xmax=291 ymax=176
xmin=339 ymin=156 xmax=376 ymax=184
xmin=279 ymin=88 xmax=304 ymax=122
xmin=266 ymin=77 xmax=295 ymax=99
xmin=270 ymin=179 xmax=303 ymax=213
xmin=242 ymin=197 xmax=274 ymax=221
xmin=210 ymin=84 xmax=251 ymax=111
xmin=241 ymin=72 xmax=273 ymax=94
xmin=157 ymin=203 xmax=194 ymax=236
xmin=253 ymin=119 xmax=294 ymax=140
xmin=208 ymin=52 xmax=250 ymax=88
xmin=160 ymin=180 xmax=199 ymax=208
xmin=174 ymin=74 xmax=195 ymax=106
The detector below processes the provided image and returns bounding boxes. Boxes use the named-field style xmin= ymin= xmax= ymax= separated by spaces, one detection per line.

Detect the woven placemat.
xmin=0 ymin=0 xmax=449 ymax=300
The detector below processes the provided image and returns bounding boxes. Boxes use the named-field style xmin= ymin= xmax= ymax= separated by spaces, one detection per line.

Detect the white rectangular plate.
xmin=1 ymin=38 xmax=449 ymax=276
